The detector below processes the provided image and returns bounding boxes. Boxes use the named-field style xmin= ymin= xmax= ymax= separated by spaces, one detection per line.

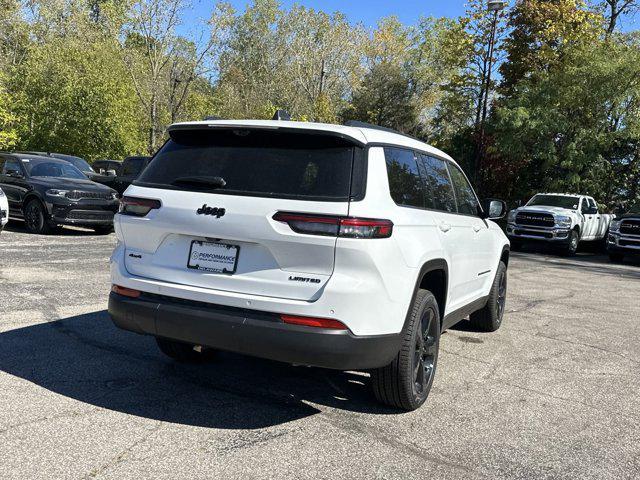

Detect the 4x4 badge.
xmin=196 ymin=205 xmax=226 ymax=218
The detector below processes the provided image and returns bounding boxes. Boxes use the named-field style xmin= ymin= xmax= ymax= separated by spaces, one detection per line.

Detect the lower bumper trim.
xmin=108 ymin=292 xmax=401 ymax=370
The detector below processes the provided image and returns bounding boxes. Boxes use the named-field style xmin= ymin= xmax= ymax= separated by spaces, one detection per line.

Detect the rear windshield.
xmin=136 ymin=128 xmax=358 ymax=201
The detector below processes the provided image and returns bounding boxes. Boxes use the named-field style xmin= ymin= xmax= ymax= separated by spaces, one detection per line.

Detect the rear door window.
xmin=384 ymin=147 xmax=424 ymax=208
xmin=137 ymin=129 xmax=359 ymax=201
xmin=447 ymin=162 xmax=480 ymax=215
xmin=2 ymin=158 xmax=23 ymax=175
xmin=418 ymin=155 xmax=457 ymax=213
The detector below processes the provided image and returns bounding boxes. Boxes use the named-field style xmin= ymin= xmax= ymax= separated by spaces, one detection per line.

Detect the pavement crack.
xmin=85 ymin=422 xmax=164 ymax=479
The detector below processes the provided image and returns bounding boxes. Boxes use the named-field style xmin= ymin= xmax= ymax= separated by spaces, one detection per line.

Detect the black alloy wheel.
xmin=24 ymin=199 xmax=52 ymax=234
xmin=413 ymin=307 xmax=439 ymax=398
xmin=372 ymin=289 xmax=440 ymax=411
xmin=496 ymin=267 xmax=507 ymax=324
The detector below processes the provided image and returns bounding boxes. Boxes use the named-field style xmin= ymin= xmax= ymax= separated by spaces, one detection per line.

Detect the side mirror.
xmin=6 ymin=169 xmax=23 ymax=178
xmin=481 ymin=198 xmax=507 ymax=220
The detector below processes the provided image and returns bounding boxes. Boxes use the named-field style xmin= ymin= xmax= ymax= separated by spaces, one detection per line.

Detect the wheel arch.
xmin=22 ymin=191 xmax=46 ymax=212
xmin=500 ymin=245 xmax=510 ymax=268
xmin=403 ymin=259 xmax=449 ymax=333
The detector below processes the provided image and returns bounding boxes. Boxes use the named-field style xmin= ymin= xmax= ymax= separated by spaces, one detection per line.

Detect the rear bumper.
xmin=108 ymin=292 xmax=401 ymax=370
xmin=49 ymin=201 xmax=118 ymax=226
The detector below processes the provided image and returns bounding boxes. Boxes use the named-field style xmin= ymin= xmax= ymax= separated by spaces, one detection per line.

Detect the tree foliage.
xmin=0 ymin=0 xmax=637 ymax=207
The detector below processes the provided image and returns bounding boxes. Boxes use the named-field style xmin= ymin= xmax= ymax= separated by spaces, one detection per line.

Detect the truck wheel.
xmin=24 ymin=199 xmax=53 ymax=235
xmin=371 ymin=289 xmax=440 ymax=411
xmin=470 ymin=261 xmax=507 ymax=332
xmin=155 ymin=337 xmax=217 ymax=363
xmin=609 ymin=252 xmax=624 ymax=263
xmin=562 ymin=230 xmax=579 ymax=256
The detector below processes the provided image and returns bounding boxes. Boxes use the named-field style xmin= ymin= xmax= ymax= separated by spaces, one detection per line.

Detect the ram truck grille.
xmin=515 ymin=212 xmax=555 ymax=228
xmin=620 ymin=220 xmax=640 ymax=236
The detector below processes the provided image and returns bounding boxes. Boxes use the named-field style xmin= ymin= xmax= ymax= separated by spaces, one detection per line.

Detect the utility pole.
xmin=315 ymin=58 xmax=326 ymax=122
xmin=318 ymin=58 xmax=326 ymax=97
xmin=474 ymin=0 xmax=507 ymax=192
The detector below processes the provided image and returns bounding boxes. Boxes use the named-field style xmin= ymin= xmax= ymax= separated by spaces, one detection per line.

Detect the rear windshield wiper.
xmin=171 ymin=176 xmax=227 ymax=189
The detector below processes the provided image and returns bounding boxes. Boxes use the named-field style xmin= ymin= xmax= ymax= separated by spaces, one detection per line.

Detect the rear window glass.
xmin=137 ymin=129 xmax=357 ymax=201
xmin=384 ymin=147 xmax=424 ymax=208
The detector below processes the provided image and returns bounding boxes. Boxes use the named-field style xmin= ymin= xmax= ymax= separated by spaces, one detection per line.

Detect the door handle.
xmin=439 ymin=222 xmax=451 ymax=233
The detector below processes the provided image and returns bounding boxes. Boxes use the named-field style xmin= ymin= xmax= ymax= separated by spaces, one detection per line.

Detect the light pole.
xmin=475 ymin=0 xmax=508 ymax=191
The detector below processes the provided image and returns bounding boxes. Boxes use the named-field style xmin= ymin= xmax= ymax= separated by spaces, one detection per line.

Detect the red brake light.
xmin=280 ymin=314 xmax=347 ymax=330
xmin=119 ymin=196 xmax=161 ymax=217
xmin=272 ymin=212 xmax=393 ymax=239
xmin=339 ymin=217 xmax=393 ymax=238
xmin=111 ymin=285 xmax=141 ymax=298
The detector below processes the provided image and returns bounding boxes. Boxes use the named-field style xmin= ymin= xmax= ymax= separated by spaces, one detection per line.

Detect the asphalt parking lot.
xmin=1 ymin=224 xmax=639 ymax=480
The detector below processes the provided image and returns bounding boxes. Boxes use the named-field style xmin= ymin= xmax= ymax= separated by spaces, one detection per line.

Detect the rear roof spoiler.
xmin=167 ymin=123 xmax=367 ymax=148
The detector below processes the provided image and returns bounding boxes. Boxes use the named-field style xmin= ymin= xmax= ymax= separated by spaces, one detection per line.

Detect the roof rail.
xmin=343 ymin=120 xmax=421 ymax=142
xmin=204 ymin=115 xmax=223 ymax=121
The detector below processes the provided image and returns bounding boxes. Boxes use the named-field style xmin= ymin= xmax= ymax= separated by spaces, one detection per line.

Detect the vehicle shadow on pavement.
xmin=5 ymin=222 xmax=102 ymax=237
xmin=0 ymin=311 xmax=396 ymax=429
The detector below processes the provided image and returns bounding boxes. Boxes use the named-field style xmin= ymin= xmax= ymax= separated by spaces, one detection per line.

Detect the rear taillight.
xmin=280 ymin=314 xmax=347 ymax=330
xmin=119 ymin=196 xmax=161 ymax=217
xmin=273 ymin=212 xmax=393 ymax=239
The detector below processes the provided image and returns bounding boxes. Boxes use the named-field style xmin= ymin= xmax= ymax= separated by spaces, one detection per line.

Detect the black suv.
xmin=0 ymin=153 xmax=119 ymax=234
xmin=112 ymin=156 xmax=152 ymax=194
xmin=607 ymin=202 xmax=640 ymax=262
xmin=19 ymin=151 xmax=117 ymax=188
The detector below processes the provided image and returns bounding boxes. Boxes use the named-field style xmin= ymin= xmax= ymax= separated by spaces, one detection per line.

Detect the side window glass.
xmin=581 ymin=199 xmax=590 ymax=214
xmin=418 ymin=154 xmax=456 ymax=213
xmin=2 ymin=158 xmax=21 ymax=175
xmin=384 ymin=147 xmax=424 ymax=208
xmin=447 ymin=163 xmax=480 ymax=215
xmin=589 ymin=198 xmax=597 ymax=212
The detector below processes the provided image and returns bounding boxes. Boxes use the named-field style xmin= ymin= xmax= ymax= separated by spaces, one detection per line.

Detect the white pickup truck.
xmin=506 ymin=193 xmax=613 ymax=255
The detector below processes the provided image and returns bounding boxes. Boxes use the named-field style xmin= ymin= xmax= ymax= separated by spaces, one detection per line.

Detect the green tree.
xmin=500 ymin=0 xmax=602 ymax=95
xmin=492 ymin=38 xmax=640 ymax=205
xmin=10 ymin=3 xmax=146 ymax=160
xmin=347 ymin=16 xmax=468 ymax=136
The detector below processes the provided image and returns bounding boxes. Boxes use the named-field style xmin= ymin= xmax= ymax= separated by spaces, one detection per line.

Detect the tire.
xmin=470 ymin=261 xmax=507 ymax=332
xmin=24 ymin=199 xmax=53 ymax=234
xmin=93 ymin=225 xmax=114 ymax=235
xmin=371 ymin=289 xmax=440 ymax=411
xmin=561 ymin=230 xmax=579 ymax=256
xmin=609 ymin=252 xmax=624 ymax=263
xmin=155 ymin=337 xmax=217 ymax=363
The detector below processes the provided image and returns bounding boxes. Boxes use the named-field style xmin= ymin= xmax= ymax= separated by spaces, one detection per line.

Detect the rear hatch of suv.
xmin=117 ymin=124 xmax=366 ymax=301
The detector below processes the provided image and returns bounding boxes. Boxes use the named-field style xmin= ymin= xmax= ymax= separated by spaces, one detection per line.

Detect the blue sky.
xmin=185 ymin=0 xmax=467 ymax=28
xmin=183 ymin=1 xmax=637 ymax=32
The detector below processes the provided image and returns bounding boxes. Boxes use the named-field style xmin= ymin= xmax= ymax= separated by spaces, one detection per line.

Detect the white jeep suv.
xmin=108 ymin=119 xmax=510 ymax=411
